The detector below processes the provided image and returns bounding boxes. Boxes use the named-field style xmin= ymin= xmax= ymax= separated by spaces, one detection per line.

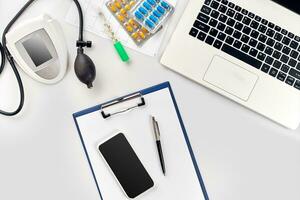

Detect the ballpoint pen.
xmin=151 ymin=116 xmax=166 ymax=176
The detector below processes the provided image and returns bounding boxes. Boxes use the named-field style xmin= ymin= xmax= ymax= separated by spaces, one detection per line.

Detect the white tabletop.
xmin=0 ymin=0 xmax=300 ymax=200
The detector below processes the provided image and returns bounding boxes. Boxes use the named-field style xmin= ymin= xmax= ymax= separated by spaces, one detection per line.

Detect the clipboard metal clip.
xmin=101 ymin=92 xmax=145 ymax=119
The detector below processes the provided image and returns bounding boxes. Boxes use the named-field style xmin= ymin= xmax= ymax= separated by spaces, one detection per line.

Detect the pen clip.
xmin=152 ymin=116 xmax=160 ymax=140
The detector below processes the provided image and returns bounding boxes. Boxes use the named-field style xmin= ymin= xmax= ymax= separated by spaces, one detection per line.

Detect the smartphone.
xmin=98 ymin=133 xmax=154 ymax=199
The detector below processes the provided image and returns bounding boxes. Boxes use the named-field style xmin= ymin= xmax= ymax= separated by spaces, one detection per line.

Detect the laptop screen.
xmin=272 ymin=0 xmax=300 ymax=15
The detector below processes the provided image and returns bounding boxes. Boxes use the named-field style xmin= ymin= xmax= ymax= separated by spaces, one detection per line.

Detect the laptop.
xmin=161 ymin=0 xmax=300 ymax=129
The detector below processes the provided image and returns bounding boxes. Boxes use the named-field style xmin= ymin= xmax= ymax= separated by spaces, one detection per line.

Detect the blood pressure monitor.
xmin=5 ymin=14 xmax=67 ymax=84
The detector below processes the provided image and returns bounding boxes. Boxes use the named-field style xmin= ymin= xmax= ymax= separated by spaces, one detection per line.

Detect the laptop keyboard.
xmin=189 ymin=0 xmax=300 ymax=91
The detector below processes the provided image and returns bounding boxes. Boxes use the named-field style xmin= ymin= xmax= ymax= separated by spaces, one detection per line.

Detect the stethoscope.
xmin=0 ymin=0 xmax=97 ymax=116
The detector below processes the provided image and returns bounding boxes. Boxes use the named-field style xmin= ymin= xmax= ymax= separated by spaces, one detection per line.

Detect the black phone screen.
xmin=271 ymin=0 xmax=300 ymax=15
xmin=99 ymin=133 xmax=154 ymax=198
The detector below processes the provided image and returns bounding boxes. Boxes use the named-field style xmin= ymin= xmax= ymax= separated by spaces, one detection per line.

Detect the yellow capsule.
xmin=114 ymin=0 xmax=122 ymax=9
xmin=138 ymin=30 xmax=146 ymax=39
xmin=131 ymin=32 xmax=140 ymax=40
xmin=117 ymin=14 xmax=126 ymax=22
xmin=124 ymin=4 xmax=131 ymax=11
xmin=120 ymin=8 xmax=127 ymax=15
xmin=140 ymin=27 xmax=149 ymax=34
xmin=128 ymin=19 xmax=139 ymax=29
xmin=125 ymin=23 xmax=134 ymax=32
xmin=108 ymin=2 xmax=118 ymax=12
xmin=129 ymin=1 xmax=135 ymax=7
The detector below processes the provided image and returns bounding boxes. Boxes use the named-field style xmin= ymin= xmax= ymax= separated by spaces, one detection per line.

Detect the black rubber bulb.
xmin=74 ymin=47 xmax=96 ymax=88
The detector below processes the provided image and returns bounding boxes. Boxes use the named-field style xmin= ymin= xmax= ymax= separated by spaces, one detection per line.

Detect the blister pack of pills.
xmin=131 ymin=0 xmax=173 ymax=33
xmin=106 ymin=0 xmax=151 ymax=45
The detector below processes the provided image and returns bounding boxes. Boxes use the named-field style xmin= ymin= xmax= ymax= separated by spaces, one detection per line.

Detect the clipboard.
xmin=73 ymin=82 xmax=209 ymax=200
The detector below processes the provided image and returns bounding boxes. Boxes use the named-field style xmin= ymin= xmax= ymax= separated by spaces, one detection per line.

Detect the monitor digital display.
xmin=272 ymin=0 xmax=300 ymax=15
xmin=22 ymin=34 xmax=52 ymax=67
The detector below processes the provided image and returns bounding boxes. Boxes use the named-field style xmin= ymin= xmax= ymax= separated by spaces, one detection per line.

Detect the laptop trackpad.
xmin=204 ymin=56 xmax=258 ymax=101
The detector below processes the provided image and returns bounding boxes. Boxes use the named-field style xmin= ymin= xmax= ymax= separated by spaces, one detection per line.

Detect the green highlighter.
xmin=114 ymin=40 xmax=129 ymax=62
xmin=98 ymin=10 xmax=130 ymax=62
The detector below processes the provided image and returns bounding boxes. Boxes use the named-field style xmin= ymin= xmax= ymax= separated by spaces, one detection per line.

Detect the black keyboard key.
xmin=281 ymin=64 xmax=290 ymax=73
xmin=295 ymin=36 xmax=300 ymax=42
xmin=261 ymin=19 xmax=268 ymax=25
xmin=257 ymin=52 xmax=266 ymax=61
xmin=205 ymin=35 xmax=215 ymax=45
xmin=198 ymin=13 xmax=210 ymax=23
xmin=281 ymin=29 xmax=288 ymax=35
xmin=249 ymin=48 xmax=258 ymax=57
xmin=233 ymin=30 xmax=242 ymax=39
xmin=265 ymin=56 xmax=274 ymax=65
xmin=273 ymin=50 xmax=281 ymax=59
xmin=269 ymin=68 xmax=278 ymax=77
xmin=266 ymin=29 xmax=275 ymax=37
xmin=225 ymin=26 xmax=234 ymax=35
xmin=274 ymin=33 xmax=283 ymax=41
xmin=242 ymin=26 xmax=251 ymax=35
xmin=248 ymin=12 xmax=255 ymax=18
xmin=274 ymin=42 xmax=283 ymax=51
xmin=234 ymin=5 xmax=241 ymax=12
xmin=290 ymin=41 xmax=299 ymax=49
xmin=282 ymin=37 xmax=291 ymax=45
xmin=257 ymin=42 xmax=265 ymax=51
xmin=194 ymin=20 xmax=210 ymax=32
xmin=249 ymin=39 xmax=258 ymax=47
xmin=241 ymin=44 xmax=250 ymax=53
xmin=204 ymin=0 xmax=211 ymax=5
xmin=297 ymin=62 xmax=300 ymax=70
xmin=233 ymin=40 xmax=242 ymax=49
xmin=227 ymin=9 xmax=235 ymax=17
xmin=209 ymin=28 xmax=218 ymax=37
xmin=266 ymin=38 xmax=275 ymax=47
xmin=295 ymin=80 xmax=300 ymax=90
xmin=217 ymin=22 xmax=226 ymax=32
xmin=209 ymin=19 xmax=218 ymax=27
xmin=255 ymin=15 xmax=262 ymax=22
xmin=288 ymin=32 xmax=295 ymax=39
xmin=234 ymin=22 xmax=243 ymax=31
xmin=228 ymin=2 xmax=234 ymax=8
xmin=275 ymin=25 xmax=281 ymax=32
xmin=282 ymin=46 xmax=291 ymax=55
xmin=250 ymin=20 xmax=259 ymax=29
xmin=250 ymin=30 xmax=259 ymax=39
xmin=242 ymin=16 xmax=251 ymax=25
xmin=268 ymin=22 xmax=275 ymax=28
xmin=234 ymin=13 xmax=243 ymax=21
xmin=280 ymin=54 xmax=289 ymax=63
xmin=218 ymin=4 xmax=227 ymax=13
xmin=227 ymin=18 xmax=236 ymax=27
xmin=197 ymin=31 xmax=207 ymax=41
xmin=211 ymin=1 xmax=220 ymax=9
xmin=222 ymin=43 xmax=262 ymax=69
xmin=291 ymin=50 xmax=299 ymax=59
xmin=285 ymin=76 xmax=295 ymax=86
xmin=273 ymin=60 xmax=282 ymax=69
xmin=189 ymin=28 xmax=199 ymax=37
xmin=288 ymin=58 xmax=297 ymax=67
xmin=201 ymin=5 xmax=212 ymax=15
xmin=219 ymin=14 xmax=227 ymax=23
xmin=277 ymin=72 xmax=287 ymax=81
xmin=225 ymin=36 xmax=234 ymax=45
xmin=265 ymin=47 xmax=273 ymax=55
xmin=258 ymin=34 xmax=267 ymax=43
xmin=242 ymin=9 xmax=248 ymax=15
xmin=258 ymin=25 xmax=267 ymax=33
xmin=241 ymin=34 xmax=250 ymax=43
xmin=221 ymin=0 xmax=228 ymax=5
xmin=261 ymin=64 xmax=270 ymax=73
xmin=217 ymin=32 xmax=226 ymax=41
xmin=211 ymin=10 xmax=220 ymax=19
xmin=213 ymin=39 xmax=223 ymax=49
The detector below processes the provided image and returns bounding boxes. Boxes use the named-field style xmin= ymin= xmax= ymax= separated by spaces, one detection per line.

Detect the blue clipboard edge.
xmin=72 ymin=82 xmax=209 ymax=200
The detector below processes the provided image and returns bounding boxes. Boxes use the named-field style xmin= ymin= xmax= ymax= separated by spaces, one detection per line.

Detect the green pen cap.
xmin=114 ymin=41 xmax=129 ymax=62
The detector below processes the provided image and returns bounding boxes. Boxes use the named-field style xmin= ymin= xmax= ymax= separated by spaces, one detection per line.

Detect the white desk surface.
xmin=0 ymin=0 xmax=300 ymax=200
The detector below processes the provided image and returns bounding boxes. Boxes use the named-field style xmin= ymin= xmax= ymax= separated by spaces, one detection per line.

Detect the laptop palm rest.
xmin=203 ymin=56 xmax=258 ymax=101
